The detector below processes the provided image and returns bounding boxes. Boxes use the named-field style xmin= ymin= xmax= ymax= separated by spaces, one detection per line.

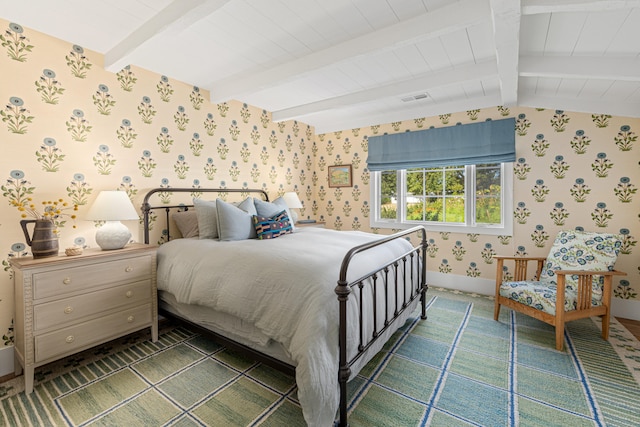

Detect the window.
xmin=371 ymin=163 xmax=513 ymax=235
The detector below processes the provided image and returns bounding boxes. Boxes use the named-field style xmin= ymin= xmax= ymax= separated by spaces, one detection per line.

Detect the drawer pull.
xmin=65 ymin=335 xmax=75 ymax=343
xmin=64 ymin=306 xmax=73 ymax=314
xmin=125 ymin=290 xmax=133 ymax=298
xmin=125 ymin=266 xmax=133 ymax=273
xmin=63 ymin=277 xmax=71 ymax=285
xmin=127 ymin=315 xmax=135 ymax=323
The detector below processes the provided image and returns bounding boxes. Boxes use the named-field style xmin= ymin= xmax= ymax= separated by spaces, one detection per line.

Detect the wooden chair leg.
xmin=555 ymin=277 xmax=566 ymax=351
xmin=601 ymin=311 xmax=610 ymax=341
xmin=555 ymin=325 xmax=564 ymax=350
xmin=601 ymin=276 xmax=613 ymax=341
xmin=494 ymin=258 xmax=504 ymax=321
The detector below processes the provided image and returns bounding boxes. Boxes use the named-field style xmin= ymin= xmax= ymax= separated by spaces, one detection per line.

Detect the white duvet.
xmin=156 ymin=227 xmax=420 ymax=426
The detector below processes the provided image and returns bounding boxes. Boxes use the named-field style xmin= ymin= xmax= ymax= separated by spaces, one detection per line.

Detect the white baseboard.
xmin=426 ymin=272 xmax=640 ymax=321
xmin=0 ymin=345 xmax=14 ymax=377
xmin=426 ymin=271 xmax=494 ymax=296
xmin=612 ymin=298 xmax=640 ymax=321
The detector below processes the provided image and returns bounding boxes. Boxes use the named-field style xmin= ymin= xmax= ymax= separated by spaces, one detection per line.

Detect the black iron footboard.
xmin=335 ymin=226 xmax=428 ymax=427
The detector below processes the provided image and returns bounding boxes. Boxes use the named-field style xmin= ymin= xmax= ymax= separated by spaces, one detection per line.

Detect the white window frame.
xmin=370 ymin=163 xmax=513 ymax=236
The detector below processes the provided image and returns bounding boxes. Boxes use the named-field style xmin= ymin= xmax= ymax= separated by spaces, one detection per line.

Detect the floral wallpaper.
xmin=1 ymin=18 xmax=639 ymax=359
xmin=314 ymin=108 xmax=639 ymax=313
xmin=0 ymin=19 xmax=314 ymax=348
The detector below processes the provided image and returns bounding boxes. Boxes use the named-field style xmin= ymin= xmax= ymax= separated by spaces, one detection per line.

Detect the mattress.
xmin=159 ymin=290 xmax=294 ymax=365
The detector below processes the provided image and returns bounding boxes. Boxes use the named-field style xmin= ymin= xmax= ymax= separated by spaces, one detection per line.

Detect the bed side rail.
xmin=335 ymin=225 xmax=428 ymax=426
xmin=141 ymin=187 xmax=269 ymax=244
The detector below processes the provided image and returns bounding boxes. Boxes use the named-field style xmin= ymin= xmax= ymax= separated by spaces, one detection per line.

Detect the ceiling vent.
xmin=401 ymin=93 xmax=429 ymax=102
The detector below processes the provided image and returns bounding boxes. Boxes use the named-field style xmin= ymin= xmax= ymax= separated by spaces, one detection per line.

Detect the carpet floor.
xmin=1 ymin=287 xmax=639 ymax=426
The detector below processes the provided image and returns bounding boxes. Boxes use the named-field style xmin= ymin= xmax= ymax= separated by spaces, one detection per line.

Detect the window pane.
xmin=444 ymin=168 xmax=465 ymax=195
xmin=476 ymin=195 xmax=501 ymax=223
xmin=476 ymin=164 xmax=501 ymax=224
xmin=406 ymin=170 xmax=425 ymax=196
xmin=406 ymin=198 xmax=425 ymax=220
xmin=476 ymin=164 xmax=500 ymax=196
xmin=424 ymin=196 xmax=443 ymax=221
xmin=424 ymin=170 xmax=443 ymax=195
xmin=444 ymin=196 xmax=465 ymax=222
xmin=380 ymin=171 xmax=397 ymax=219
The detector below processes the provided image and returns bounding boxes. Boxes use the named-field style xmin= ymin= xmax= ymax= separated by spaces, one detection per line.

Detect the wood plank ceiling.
xmin=2 ymin=0 xmax=639 ymax=133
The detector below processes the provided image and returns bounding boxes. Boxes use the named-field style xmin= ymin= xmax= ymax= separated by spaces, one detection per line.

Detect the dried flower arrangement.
xmin=11 ymin=197 xmax=78 ymax=229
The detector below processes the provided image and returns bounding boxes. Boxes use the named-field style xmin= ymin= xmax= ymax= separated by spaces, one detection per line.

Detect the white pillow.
xmin=216 ymin=197 xmax=258 ymax=241
xmin=194 ymin=199 xmax=218 ymax=239
xmin=254 ymin=197 xmax=296 ymax=231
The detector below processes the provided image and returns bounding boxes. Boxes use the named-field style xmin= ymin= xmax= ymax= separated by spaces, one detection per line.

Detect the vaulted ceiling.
xmin=2 ymin=0 xmax=639 ymax=134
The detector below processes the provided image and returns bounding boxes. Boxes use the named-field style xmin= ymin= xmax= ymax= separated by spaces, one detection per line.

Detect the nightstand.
xmin=296 ymin=221 xmax=326 ymax=228
xmin=10 ymin=243 xmax=158 ymax=394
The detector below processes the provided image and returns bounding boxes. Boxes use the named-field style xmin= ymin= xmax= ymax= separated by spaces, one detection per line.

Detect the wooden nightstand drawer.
xmin=35 ymin=303 xmax=152 ymax=363
xmin=33 ymin=255 xmax=152 ymax=300
xmin=33 ymin=279 xmax=152 ymax=331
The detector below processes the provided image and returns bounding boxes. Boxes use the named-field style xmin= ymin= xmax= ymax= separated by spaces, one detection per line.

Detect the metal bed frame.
xmin=141 ymin=188 xmax=428 ymax=426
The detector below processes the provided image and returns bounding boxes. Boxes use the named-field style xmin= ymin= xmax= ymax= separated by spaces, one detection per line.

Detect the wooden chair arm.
xmin=555 ymin=269 xmax=627 ymax=277
xmin=554 ymin=269 xmax=625 ymax=314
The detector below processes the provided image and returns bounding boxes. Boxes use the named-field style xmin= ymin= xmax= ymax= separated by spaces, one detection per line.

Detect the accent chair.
xmin=494 ymin=229 xmax=626 ymax=350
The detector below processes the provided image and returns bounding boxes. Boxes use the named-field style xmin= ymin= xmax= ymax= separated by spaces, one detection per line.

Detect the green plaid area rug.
xmin=1 ymin=288 xmax=639 ymax=426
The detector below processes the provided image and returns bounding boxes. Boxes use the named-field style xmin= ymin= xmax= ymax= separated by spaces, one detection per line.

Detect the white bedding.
xmin=158 ymin=290 xmax=294 ymax=363
xmin=156 ymin=227 xmax=421 ymax=426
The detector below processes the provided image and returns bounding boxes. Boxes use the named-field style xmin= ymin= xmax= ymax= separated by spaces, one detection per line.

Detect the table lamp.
xmin=282 ymin=192 xmax=303 ymax=223
xmin=85 ymin=191 xmax=139 ymax=250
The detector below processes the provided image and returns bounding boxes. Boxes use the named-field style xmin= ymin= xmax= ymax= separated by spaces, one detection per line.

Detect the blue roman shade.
xmin=366 ymin=117 xmax=516 ymax=171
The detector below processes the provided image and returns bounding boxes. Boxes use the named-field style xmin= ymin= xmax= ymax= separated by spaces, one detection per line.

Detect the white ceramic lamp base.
xmin=95 ymin=221 xmax=132 ymax=250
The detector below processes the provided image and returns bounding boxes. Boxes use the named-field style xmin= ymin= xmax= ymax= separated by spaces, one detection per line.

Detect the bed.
xmin=141 ymin=188 xmax=428 ymax=426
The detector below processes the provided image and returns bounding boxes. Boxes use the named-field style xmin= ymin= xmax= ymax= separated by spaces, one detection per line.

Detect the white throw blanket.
xmin=156 ymin=228 xmax=419 ymax=426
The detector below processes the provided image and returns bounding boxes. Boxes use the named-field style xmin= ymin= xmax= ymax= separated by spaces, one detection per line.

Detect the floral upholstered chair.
xmin=494 ymin=229 xmax=626 ymax=350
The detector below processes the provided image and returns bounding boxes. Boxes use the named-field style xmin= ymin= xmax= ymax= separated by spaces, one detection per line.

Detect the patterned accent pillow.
xmin=539 ymin=229 xmax=622 ymax=298
xmin=253 ymin=210 xmax=292 ymax=240
xmin=254 ymin=197 xmax=296 ymax=231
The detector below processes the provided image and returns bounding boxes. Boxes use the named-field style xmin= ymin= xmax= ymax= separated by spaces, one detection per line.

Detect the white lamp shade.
xmin=85 ymin=191 xmax=139 ymax=250
xmin=85 ymin=191 xmax=139 ymax=221
xmin=282 ymin=192 xmax=303 ymax=209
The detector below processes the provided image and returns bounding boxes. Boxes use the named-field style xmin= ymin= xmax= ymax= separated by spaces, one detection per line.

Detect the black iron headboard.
xmin=141 ymin=188 xmax=269 ymax=244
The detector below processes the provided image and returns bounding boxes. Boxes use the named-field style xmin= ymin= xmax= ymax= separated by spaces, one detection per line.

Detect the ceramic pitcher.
xmin=20 ymin=219 xmax=59 ymax=258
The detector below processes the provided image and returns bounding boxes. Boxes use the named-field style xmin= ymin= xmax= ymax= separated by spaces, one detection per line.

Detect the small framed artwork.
xmin=328 ymin=164 xmax=353 ymax=188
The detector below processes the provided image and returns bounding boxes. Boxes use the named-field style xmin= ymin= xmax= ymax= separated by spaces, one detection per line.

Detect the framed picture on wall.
xmin=328 ymin=164 xmax=353 ymax=188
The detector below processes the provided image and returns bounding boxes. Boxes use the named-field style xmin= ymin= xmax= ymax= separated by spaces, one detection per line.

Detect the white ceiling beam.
xmin=490 ymin=0 xmax=521 ymax=107
xmin=272 ymin=61 xmax=498 ymax=122
xmin=104 ymin=0 xmax=232 ymax=72
xmin=520 ymin=56 xmax=640 ymax=81
xmin=522 ymin=0 xmax=640 ymax=14
xmin=519 ymin=93 xmax=640 ymax=118
xmin=313 ymin=94 xmax=504 ymax=135
xmin=210 ymin=0 xmax=490 ymax=102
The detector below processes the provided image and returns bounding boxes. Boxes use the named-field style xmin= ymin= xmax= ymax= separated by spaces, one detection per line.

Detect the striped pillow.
xmin=253 ymin=210 xmax=292 ymax=239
